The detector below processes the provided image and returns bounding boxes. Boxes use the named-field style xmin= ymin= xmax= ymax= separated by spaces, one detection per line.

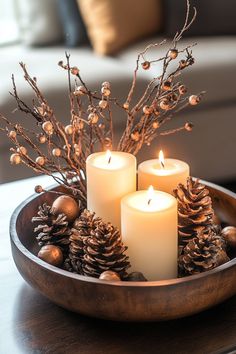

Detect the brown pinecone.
xmin=174 ymin=177 xmax=215 ymax=247
xmin=32 ymin=203 xmax=71 ymax=255
xmin=83 ymin=218 xmax=130 ymax=279
xmin=179 ymin=229 xmax=229 ymax=276
xmin=64 ymin=209 xmax=99 ymax=274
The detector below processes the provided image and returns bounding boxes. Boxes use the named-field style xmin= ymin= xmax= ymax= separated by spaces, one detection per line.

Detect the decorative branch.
xmin=0 ymin=0 xmax=202 ymax=203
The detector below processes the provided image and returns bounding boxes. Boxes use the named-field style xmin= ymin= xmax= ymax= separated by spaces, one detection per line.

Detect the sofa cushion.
xmin=165 ymin=0 xmax=236 ymax=37
xmin=58 ymin=0 xmax=88 ymax=47
xmin=78 ymin=0 xmax=162 ymax=55
xmin=17 ymin=0 xmax=63 ymax=46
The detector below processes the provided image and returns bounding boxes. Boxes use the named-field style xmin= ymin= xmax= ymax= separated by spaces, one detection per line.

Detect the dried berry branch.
xmin=0 ymin=0 xmax=202 ymax=202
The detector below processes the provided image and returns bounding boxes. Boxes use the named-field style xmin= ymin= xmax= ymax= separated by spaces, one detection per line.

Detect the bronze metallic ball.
xmin=221 ymin=226 xmax=236 ymax=250
xmin=38 ymin=245 xmax=63 ymax=267
xmin=99 ymin=271 xmax=121 ymax=281
xmin=51 ymin=195 xmax=79 ymax=223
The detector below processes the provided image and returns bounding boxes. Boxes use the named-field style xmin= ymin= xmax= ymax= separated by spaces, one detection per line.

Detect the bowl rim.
xmin=10 ymin=178 xmax=236 ymax=288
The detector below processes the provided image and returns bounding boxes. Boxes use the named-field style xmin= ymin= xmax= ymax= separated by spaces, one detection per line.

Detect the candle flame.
xmin=106 ymin=149 xmax=112 ymax=164
xmin=159 ymin=150 xmax=165 ymax=168
xmin=147 ymin=185 xmax=154 ymax=205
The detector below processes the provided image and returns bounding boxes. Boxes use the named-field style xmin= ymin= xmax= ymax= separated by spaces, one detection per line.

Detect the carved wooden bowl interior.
xmin=10 ymin=180 xmax=236 ymax=322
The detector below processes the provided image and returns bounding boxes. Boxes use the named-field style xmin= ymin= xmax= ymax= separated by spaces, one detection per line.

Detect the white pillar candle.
xmin=138 ymin=150 xmax=189 ymax=194
xmin=86 ymin=151 xmax=136 ymax=229
xmin=121 ymin=187 xmax=177 ymax=280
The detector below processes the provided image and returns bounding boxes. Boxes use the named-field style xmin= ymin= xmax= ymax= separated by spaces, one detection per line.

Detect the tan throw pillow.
xmin=78 ymin=0 xmax=162 ymax=55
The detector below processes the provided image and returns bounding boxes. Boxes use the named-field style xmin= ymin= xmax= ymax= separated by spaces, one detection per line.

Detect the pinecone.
xmin=179 ymin=229 xmax=229 ymax=276
xmin=174 ymin=177 xmax=215 ymax=248
xmin=64 ymin=209 xmax=99 ymax=274
xmin=83 ymin=218 xmax=130 ymax=279
xmin=32 ymin=203 xmax=71 ymax=255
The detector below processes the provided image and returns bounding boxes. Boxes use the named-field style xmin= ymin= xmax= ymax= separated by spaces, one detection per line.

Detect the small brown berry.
xmin=42 ymin=121 xmax=53 ymax=135
xmin=99 ymin=100 xmax=108 ymax=109
xmin=52 ymin=148 xmax=61 ymax=157
xmin=154 ymin=109 xmax=160 ymax=117
xmin=179 ymin=85 xmax=187 ymax=95
xmin=131 ymin=131 xmax=140 ymax=142
xmin=34 ymin=185 xmax=43 ymax=193
xmin=38 ymin=245 xmax=63 ymax=267
xmin=101 ymin=86 xmax=111 ymax=97
xmin=141 ymin=61 xmax=150 ymax=70
xmin=39 ymin=134 xmax=47 ymax=144
xmin=185 ymin=122 xmax=194 ymax=131
xmin=99 ymin=271 xmax=121 ymax=281
xmin=35 ymin=156 xmax=45 ymax=166
xmin=65 ymin=124 xmax=73 ymax=135
xmin=10 ymin=153 xmax=21 ymax=164
xmin=152 ymin=121 xmax=159 ymax=129
xmin=168 ymin=49 xmax=178 ymax=59
xmin=189 ymin=95 xmax=201 ymax=105
xmin=143 ymin=105 xmax=153 ymax=115
xmin=75 ymin=85 xmax=87 ymax=95
xmin=102 ymin=81 xmax=110 ymax=88
xmin=221 ymin=226 xmax=236 ymax=250
xmin=104 ymin=137 xmax=112 ymax=148
xmin=88 ymin=112 xmax=99 ymax=124
xmin=162 ymin=81 xmax=172 ymax=91
xmin=159 ymin=99 xmax=170 ymax=110
xmin=123 ymin=102 xmax=129 ymax=110
xmin=8 ymin=130 xmax=17 ymax=139
xmin=17 ymin=146 xmax=27 ymax=155
xmin=70 ymin=66 xmax=79 ymax=75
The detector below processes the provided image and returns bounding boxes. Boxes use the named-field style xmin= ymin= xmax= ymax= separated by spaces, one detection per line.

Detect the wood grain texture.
xmin=9 ymin=180 xmax=236 ymax=323
xmin=2 ymin=176 xmax=236 ymax=354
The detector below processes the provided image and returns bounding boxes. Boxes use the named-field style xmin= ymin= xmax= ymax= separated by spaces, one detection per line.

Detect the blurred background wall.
xmin=0 ymin=0 xmax=236 ymax=185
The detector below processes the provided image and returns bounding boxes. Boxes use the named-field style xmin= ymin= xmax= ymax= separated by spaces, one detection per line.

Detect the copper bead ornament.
xmin=168 ymin=49 xmax=178 ymax=59
xmin=99 ymin=271 xmax=121 ymax=281
xmin=221 ymin=226 xmax=236 ymax=251
xmin=10 ymin=153 xmax=21 ymax=164
xmin=38 ymin=245 xmax=63 ymax=267
xmin=42 ymin=121 xmax=53 ymax=135
xmin=51 ymin=195 xmax=79 ymax=223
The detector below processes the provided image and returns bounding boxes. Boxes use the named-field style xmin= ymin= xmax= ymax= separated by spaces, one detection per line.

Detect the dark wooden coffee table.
xmin=1 ymin=176 xmax=236 ymax=354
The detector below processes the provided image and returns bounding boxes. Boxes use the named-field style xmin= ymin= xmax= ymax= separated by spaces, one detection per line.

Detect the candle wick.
xmin=161 ymin=161 xmax=165 ymax=169
xmin=148 ymin=198 xmax=152 ymax=205
xmin=108 ymin=156 xmax=111 ymax=164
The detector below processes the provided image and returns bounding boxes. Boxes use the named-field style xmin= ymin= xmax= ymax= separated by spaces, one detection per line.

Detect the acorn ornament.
xmin=99 ymin=270 xmax=121 ymax=281
xmin=38 ymin=245 xmax=63 ymax=267
xmin=51 ymin=195 xmax=80 ymax=223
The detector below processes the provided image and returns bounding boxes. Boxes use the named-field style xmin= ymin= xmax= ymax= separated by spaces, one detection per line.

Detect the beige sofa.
xmin=1 ymin=36 xmax=236 ymax=183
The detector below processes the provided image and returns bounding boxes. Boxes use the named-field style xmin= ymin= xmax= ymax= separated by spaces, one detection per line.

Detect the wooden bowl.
xmin=10 ymin=180 xmax=236 ymax=322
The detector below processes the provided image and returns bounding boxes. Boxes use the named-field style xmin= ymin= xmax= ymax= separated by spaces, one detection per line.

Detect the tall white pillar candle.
xmin=138 ymin=151 xmax=189 ymax=194
xmin=86 ymin=151 xmax=136 ymax=229
xmin=121 ymin=187 xmax=177 ymax=280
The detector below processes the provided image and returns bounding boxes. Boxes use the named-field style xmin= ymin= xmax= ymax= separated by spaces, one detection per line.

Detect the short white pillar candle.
xmin=138 ymin=150 xmax=189 ymax=194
